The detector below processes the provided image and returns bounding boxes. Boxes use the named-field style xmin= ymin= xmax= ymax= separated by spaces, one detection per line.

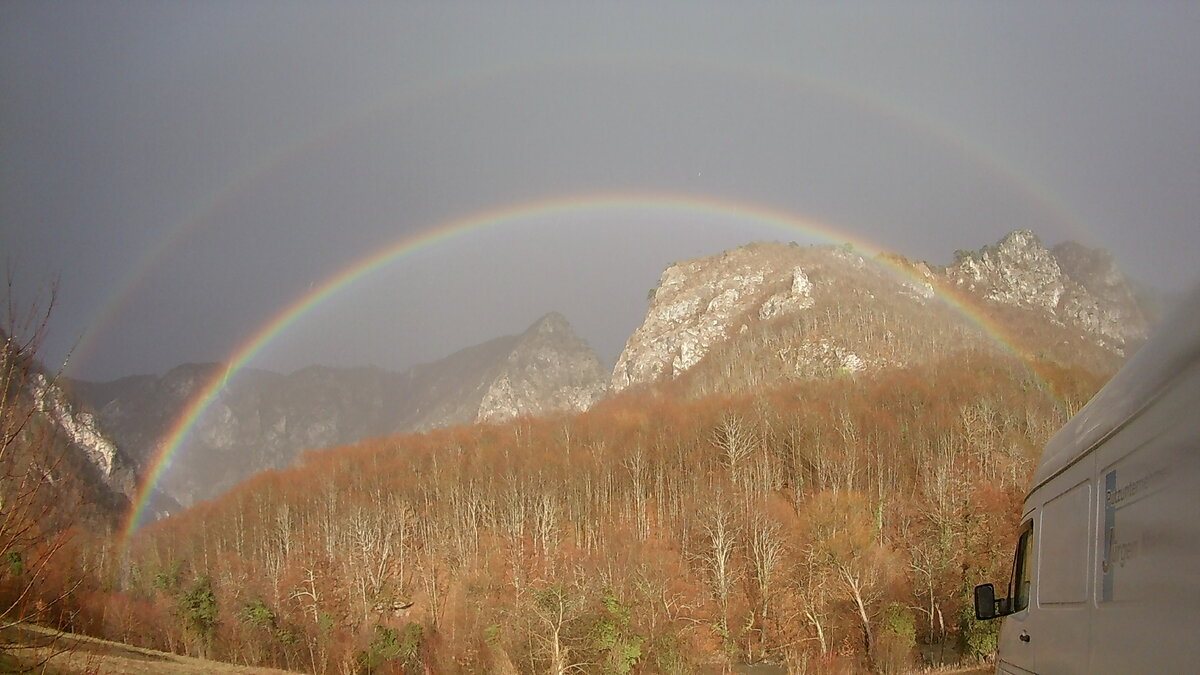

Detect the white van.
xmin=974 ymin=282 xmax=1200 ymax=673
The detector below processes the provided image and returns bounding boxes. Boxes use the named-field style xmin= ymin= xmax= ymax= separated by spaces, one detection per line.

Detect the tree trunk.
xmin=851 ymin=584 xmax=875 ymax=672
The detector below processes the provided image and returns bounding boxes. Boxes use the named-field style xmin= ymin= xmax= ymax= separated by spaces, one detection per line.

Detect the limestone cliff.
xmin=2 ymin=333 xmax=178 ymax=528
xmin=613 ymin=232 xmax=1149 ymax=394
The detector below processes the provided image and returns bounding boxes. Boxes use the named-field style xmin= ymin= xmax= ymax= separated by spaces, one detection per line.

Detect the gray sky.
xmin=3 ymin=2 xmax=1198 ymax=381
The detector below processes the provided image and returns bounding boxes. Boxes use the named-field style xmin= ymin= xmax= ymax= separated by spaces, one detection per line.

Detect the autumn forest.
xmin=2 ymin=317 xmax=1112 ymax=673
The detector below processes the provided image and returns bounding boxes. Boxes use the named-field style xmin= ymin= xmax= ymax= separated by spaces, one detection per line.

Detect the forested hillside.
xmin=36 ymin=346 xmax=1109 ymax=673
xmin=1 ymin=232 xmax=1142 ymax=673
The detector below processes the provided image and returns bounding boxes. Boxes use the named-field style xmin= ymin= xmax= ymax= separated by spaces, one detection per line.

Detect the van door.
xmin=996 ymin=518 xmax=1036 ymax=674
xmin=998 ymin=468 xmax=1094 ymax=674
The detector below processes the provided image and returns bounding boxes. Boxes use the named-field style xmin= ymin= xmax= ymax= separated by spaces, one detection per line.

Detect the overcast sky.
xmin=3 ymin=2 xmax=1198 ymax=381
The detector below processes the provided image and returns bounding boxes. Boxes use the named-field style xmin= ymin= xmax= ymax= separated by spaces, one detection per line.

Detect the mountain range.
xmin=69 ymin=311 xmax=608 ymax=506
xmin=59 ymin=228 xmax=1151 ymax=510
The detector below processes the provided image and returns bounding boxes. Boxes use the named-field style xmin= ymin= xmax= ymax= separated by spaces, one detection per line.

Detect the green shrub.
xmin=877 ymin=603 xmax=917 ymax=673
xmin=357 ymin=622 xmax=423 ymax=674
xmin=179 ymin=576 xmax=218 ymax=640
xmin=5 ymin=551 xmax=22 ymax=577
xmin=591 ymin=592 xmax=643 ymax=674
xmin=958 ymin=595 xmax=1001 ymax=661
xmin=239 ymin=598 xmax=276 ymax=629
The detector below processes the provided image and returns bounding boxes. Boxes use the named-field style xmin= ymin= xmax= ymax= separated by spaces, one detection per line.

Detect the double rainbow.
xmin=72 ymin=55 xmax=1088 ymax=377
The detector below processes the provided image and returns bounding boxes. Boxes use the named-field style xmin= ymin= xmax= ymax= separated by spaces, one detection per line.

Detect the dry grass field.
xmin=0 ymin=624 xmax=295 ymax=675
xmin=2 ymin=623 xmax=995 ymax=674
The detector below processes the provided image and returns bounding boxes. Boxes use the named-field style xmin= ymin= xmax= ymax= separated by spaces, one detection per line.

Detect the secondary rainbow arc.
xmin=74 ymin=54 xmax=1090 ymax=378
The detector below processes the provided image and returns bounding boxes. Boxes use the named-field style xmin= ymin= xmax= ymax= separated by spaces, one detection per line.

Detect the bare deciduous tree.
xmin=527 ymin=582 xmax=588 ymax=675
xmin=0 ymin=279 xmax=90 ymax=668
xmin=695 ymin=500 xmax=740 ymax=647
xmin=748 ymin=512 xmax=785 ymax=657
xmin=712 ymin=413 xmax=756 ymax=484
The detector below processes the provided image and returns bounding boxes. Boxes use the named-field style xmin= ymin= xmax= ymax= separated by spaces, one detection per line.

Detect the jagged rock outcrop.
xmin=613 ymin=244 xmax=807 ymax=391
xmin=945 ymin=230 xmax=1148 ymax=351
xmin=30 ymin=373 xmax=123 ymax=482
xmin=613 ymin=232 xmax=1150 ymax=393
xmin=612 ymin=242 xmax=917 ymax=392
xmin=72 ymin=312 xmax=607 ymax=506
xmin=394 ymin=312 xmax=607 ymax=430
xmin=946 ymin=229 xmax=1065 ymax=310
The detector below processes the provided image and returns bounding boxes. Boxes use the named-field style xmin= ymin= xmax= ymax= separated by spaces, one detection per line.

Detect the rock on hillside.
xmin=380 ymin=311 xmax=607 ymax=430
xmin=612 ymin=243 xmax=806 ymax=391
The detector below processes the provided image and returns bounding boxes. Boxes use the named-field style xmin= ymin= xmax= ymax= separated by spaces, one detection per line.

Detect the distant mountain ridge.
xmin=70 ymin=312 xmax=607 ymax=506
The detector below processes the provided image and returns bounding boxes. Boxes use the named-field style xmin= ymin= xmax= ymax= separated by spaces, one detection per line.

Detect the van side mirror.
xmin=974 ymin=583 xmax=999 ymax=620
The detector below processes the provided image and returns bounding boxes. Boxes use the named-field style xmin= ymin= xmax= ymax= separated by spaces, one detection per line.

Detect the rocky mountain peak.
xmin=946 ymin=230 xmax=1148 ymax=351
xmin=161 ymin=363 xmax=220 ymax=402
xmin=477 ymin=312 xmax=608 ymax=422
xmin=946 ymin=229 xmax=1064 ymax=310
xmin=75 ymin=311 xmax=609 ymax=506
xmin=530 ymin=310 xmax=572 ymax=336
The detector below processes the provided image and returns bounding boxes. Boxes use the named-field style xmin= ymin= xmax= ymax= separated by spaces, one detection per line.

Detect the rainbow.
xmin=119 ymin=191 xmax=1062 ymax=543
xmin=73 ymin=54 xmax=1091 ymax=378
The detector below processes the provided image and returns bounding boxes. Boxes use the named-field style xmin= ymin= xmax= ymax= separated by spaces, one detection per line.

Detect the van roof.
xmin=1031 ymin=281 xmax=1200 ymax=492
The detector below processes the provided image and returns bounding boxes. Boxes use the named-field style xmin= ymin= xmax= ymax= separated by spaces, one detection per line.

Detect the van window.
xmin=1010 ymin=521 xmax=1034 ymax=612
xmin=1040 ymin=481 xmax=1090 ymax=604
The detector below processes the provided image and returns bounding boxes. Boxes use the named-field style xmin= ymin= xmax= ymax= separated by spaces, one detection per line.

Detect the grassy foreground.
xmin=2 ymin=623 xmax=994 ymax=674
xmin=1 ymin=623 xmax=295 ymax=674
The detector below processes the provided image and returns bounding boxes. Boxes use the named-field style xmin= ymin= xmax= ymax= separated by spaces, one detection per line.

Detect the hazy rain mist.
xmin=2 ymin=2 xmax=1197 ymax=380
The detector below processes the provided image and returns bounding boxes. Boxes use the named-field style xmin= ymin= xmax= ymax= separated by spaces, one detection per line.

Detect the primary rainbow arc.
xmin=120 ymin=191 xmax=1060 ymax=546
